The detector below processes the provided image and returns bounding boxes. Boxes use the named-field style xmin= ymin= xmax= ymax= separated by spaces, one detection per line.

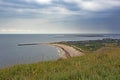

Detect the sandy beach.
xmin=18 ymin=43 xmax=84 ymax=59
xmin=48 ymin=43 xmax=84 ymax=59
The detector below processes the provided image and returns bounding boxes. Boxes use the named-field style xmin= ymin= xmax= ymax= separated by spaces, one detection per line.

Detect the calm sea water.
xmin=0 ymin=34 xmax=120 ymax=68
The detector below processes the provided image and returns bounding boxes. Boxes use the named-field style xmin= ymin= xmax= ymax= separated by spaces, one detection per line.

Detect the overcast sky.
xmin=0 ymin=0 xmax=120 ymax=34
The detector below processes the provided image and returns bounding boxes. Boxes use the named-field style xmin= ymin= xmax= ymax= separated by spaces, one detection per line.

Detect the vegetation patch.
xmin=58 ymin=38 xmax=120 ymax=52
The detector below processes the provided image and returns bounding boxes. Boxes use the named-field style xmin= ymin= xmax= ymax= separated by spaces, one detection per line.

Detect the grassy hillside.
xmin=0 ymin=46 xmax=120 ymax=80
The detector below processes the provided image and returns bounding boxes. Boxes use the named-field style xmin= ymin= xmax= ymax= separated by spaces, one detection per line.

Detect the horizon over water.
xmin=0 ymin=34 xmax=120 ymax=68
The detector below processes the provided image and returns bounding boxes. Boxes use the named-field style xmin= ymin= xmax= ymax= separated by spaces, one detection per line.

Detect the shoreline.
xmin=46 ymin=43 xmax=84 ymax=59
xmin=17 ymin=42 xmax=84 ymax=59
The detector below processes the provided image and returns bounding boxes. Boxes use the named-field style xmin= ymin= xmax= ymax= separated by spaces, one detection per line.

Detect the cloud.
xmin=0 ymin=0 xmax=120 ymax=18
xmin=0 ymin=18 xmax=75 ymax=34
xmin=0 ymin=29 xmax=33 ymax=33
xmin=0 ymin=0 xmax=120 ymax=16
xmin=81 ymin=0 xmax=120 ymax=11
xmin=0 ymin=0 xmax=120 ymax=34
xmin=63 ymin=0 xmax=120 ymax=11
xmin=26 ymin=0 xmax=52 ymax=4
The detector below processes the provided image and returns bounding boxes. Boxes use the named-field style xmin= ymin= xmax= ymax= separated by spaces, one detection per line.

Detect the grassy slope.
xmin=0 ymin=46 xmax=120 ymax=80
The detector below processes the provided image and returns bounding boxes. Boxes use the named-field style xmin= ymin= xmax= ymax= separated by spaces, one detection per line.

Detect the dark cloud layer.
xmin=0 ymin=0 xmax=120 ymax=33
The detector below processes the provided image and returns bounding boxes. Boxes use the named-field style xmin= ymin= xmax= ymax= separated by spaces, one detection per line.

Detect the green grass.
xmin=59 ymin=39 xmax=120 ymax=52
xmin=0 ymin=46 xmax=120 ymax=80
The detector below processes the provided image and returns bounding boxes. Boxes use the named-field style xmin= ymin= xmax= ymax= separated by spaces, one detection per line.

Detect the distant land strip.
xmin=17 ymin=43 xmax=41 ymax=46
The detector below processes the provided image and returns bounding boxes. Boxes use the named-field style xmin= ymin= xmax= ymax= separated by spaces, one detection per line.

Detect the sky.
xmin=0 ymin=0 xmax=120 ymax=34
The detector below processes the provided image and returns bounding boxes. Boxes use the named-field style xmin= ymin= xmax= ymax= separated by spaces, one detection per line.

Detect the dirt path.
xmin=49 ymin=44 xmax=84 ymax=59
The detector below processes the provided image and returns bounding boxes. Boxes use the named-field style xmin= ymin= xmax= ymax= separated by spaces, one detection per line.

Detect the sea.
xmin=0 ymin=34 xmax=120 ymax=68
